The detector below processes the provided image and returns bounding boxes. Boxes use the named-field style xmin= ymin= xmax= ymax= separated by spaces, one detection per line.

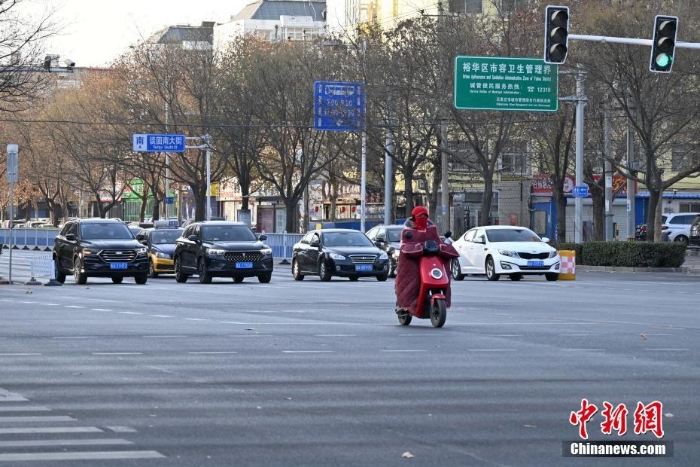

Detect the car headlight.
xmin=392 ymin=249 xmax=401 ymax=259
xmin=379 ymin=251 xmax=388 ymax=260
xmin=155 ymin=252 xmax=171 ymax=259
xmin=548 ymin=250 xmax=559 ymax=259
xmin=82 ymin=249 xmax=95 ymax=256
xmin=207 ymin=249 xmax=227 ymax=256
xmin=329 ymin=252 xmax=345 ymax=260
xmin=497 ymin=249 xmax=519 ymax=258
xmin=260 ymin=247 xmax=272 ymax=255
xmin=136 ymin=247 xmax=147 ymax=255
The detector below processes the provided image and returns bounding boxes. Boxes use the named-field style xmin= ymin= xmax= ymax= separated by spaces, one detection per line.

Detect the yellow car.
xmin=137 ymin=227 xmax=183 ymax=278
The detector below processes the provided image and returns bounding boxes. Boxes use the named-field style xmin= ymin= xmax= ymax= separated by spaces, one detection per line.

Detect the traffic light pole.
xmin=568 ymin=34 xmax=700 ymax=49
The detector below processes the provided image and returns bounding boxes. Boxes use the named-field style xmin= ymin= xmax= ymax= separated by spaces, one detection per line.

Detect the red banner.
xmin=532 ymin=174 xmax=631 ymax=196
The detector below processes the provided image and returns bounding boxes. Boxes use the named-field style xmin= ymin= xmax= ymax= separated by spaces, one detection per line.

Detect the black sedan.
xmin=292 ymin=228 xmax=390 ymax=281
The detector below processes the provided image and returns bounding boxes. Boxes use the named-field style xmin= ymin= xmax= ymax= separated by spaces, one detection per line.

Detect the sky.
xmin=21 ymin=0 xmax=249 ymax=68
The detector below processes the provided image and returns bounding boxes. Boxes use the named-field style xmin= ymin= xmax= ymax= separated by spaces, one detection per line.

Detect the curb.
xmin=579 ymin=266 xmax=700 ymax=275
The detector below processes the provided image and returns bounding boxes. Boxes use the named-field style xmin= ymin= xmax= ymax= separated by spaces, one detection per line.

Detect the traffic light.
xmin=544 ymin=6 xmax=569 ymax=64
xmin=649 ymin=15 xmax=678 ymax=73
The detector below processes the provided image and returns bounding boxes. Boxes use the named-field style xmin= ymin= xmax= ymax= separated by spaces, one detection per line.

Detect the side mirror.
xmin=65 ymin=233 xmax=76 ymax=241
xmin=187 ymin=234 xmax=198 ymax=242
xmin=541 ymin=236 xmax=550 ymax=243
xmin=474 ymin=236 xmax=485 ymax=244
xmin=310 ymin=240 xmax=320 ymax=248
xmin=258 ymin=234 xmax=268 ymax=241
xmin=139 ymin=239 xmax=148 ymax=245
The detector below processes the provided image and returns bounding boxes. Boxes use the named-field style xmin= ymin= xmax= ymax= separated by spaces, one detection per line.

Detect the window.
xmin=449 ymin=0 xmax=482 ymax=14
xmin=671 ymin=143 xmax=699 ymax=172
xmin=501 ymin=153 xmax=527 ymax=175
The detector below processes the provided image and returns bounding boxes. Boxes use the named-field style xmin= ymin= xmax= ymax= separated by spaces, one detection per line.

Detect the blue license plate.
xmin=236 ymin=262 xmax=253 ymax=269
xmin=527 ymin=260 xmax=544 ymax=267
xmin=110 ymin=262 xmax=128 ymax=270
xmin=355 ymin=264 xmax=373 ymax=272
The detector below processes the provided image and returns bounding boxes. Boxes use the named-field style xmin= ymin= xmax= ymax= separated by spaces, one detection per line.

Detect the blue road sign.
xmin=132 ymin=134 xmax=186 ymax=153
xmin=314 ymin=81 xmax=365 ymax=131
xmin=572 ymin=185 xmax=589 ymax=197
xmin=164 ymin=196 xmax=174 ymax=205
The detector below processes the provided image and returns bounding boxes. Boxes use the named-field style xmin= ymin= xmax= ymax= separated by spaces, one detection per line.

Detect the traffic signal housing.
xmin=650 ymin=15 xmax=678 ymax=73
xmin=544 ymin=6 xmax=569 ymax=65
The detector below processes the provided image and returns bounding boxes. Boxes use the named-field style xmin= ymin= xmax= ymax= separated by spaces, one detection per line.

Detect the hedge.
xmin=555 ymin=241 xmax=687 ymax=268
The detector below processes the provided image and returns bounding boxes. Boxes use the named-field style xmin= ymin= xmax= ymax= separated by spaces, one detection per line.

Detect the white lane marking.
xmin=19 ymin=301 xmax=36 ymax=304
xmin=142 ymin=335 xmax=187 ymax=338
xmin=228 ymin=334 xmax=273 ymax=337
xmin=282 ymin=350 xmax=334 ymax=354
xmin=381 ymin=350 xmax=427 ymax=353
xmin=0 ymin=427 xmax=102 ymax=434
xmin=42 ymin=303 xmax=60 ymax=306
xmin=65 ymin=305 xmax=85 ymax=309
xmin=184 ymin=318 xmax=209 ymax=321
xmin=0 ymin=439 xmax=133 ymax=447
xmin=487 ymin=334 xmax=524 ymax=337
xmin=0 ymin=353 xmax=42 ymax=357
xmin=91 ymin=308 xmax=113 ymax=311
xmin=0 ymin=407 xmax=50 ymax=412
xmin=0 ymin=451 xmax=165 ymax=461
xmin=91 ymin=352 xmax=142 ymax=356
xmin=106 ymin=426 xmax=138 ymax=433
xmin=188 ymin=351 xmax=238 ymax=355
xmin=467 ymin=349 xmax=516 ymax=352
xmin=397 ymin=334 xmax=441 ymax=337
xmin=0 ymin=416 xmax=76 ymax=423
xmin=315 ymin=334 xmax=357 ymax=337
xmin=119 ymin=312 xmax=142 ymax=315
xmin=645 ymin=348 xmax=690 ymax=351
xmin=563 ymin=349 xmax=605 ymax=352
xmin=52 ymin=336 xmax=97 ymax=339
xmin=150 ymin=315 xmax=174 ymax=318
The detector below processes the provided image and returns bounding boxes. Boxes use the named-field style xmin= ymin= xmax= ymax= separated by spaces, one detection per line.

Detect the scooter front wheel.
xmin=430 ymin=298 xmax=447 ymax=328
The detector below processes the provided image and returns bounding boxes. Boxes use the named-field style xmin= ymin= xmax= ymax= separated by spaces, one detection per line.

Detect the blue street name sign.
xmin=572 ymin=185 xmax=589 ymax=197
xmin=132 ymin=134 xmax=186 ymax=153
xmin=164 ymin=196 xmax=174 ymax=205
xmin=314 ymin=81 xmax=365 ymax=131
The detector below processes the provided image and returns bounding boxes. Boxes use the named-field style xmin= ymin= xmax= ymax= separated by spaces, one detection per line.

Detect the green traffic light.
xmin=655 ymin=53 xmax=672 ymax=68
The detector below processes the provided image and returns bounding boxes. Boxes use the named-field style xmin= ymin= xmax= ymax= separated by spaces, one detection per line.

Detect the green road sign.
xmin=454 ymin=56 xmax=559 ymax=112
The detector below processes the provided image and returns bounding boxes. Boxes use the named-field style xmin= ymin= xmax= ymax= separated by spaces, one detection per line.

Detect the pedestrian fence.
xmin=263 ymin=233 xmax=304 ymax=262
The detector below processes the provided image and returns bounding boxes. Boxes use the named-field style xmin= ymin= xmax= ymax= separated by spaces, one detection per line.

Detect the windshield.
xmin=387 ymin=229 xmax=403 ymax=242
xmin=81 ymin=223 xmax=133 ymax=240
xmin=201 ymin=225 xmax=256 ymax=242
xmin=485 ymin=228 xmax=542 ymax=243
xmin=152 ymin=229 xmax=183 ymax=244
xmin=323 ymin=231 xmax=374 ymax=247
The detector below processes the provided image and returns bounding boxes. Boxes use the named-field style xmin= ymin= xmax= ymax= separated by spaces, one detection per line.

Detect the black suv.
xmin=53 ymin=218 xmax=149 ymax=284
xmin=173 ymin=221 xmax=273 ymax=284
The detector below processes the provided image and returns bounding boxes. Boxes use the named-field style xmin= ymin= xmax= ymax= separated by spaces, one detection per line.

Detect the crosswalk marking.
xmin=0 ymin=416 xmax=76 ymax=423
xmin=0 ymin=427 xmax=103 ymax=434
xmin=0 ymin=451 xmax=165 ymax=461
xmin=0 ymin=438 xmax=133 ymax=447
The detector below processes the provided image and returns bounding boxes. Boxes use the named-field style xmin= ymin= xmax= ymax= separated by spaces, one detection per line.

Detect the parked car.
xmin=173 ymin=221 xmax=273 ymax=284
xmin=689 ymin=215 xmax=700 ymax=248
xmin=661 ymin=212 xmax=700 ymax=244
xmin=53 ymin=218 xmax=149 ymax=285
xmin=451 ymin=225 xmax=560 ymax=281
xmin=136 ymin=226 xmax=184 ymax=277
xmin=292 ymin=228 xmax=390 ymax=282
xmin=365 ymin=224 xmax=404 ymax=278
xmin=635 ymin=224 xmax=648 ymax=241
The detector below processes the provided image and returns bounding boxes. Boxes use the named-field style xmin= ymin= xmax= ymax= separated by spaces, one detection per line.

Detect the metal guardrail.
xmin=0 ymin=228 xmax=58 ymax=251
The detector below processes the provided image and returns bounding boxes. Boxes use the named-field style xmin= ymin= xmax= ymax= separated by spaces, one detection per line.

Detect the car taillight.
xmin=661 ymin=225 xmax=669 ymax=230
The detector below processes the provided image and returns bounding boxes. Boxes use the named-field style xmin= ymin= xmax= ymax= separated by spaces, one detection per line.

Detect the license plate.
xmin=236 ymin=262 xmax=253 ymax=269
xmin=527 ymin=260 xmax=544 ymax=267
xmin=355 ymin=264 xmax=373 ymax=272
xmin=110 ymin=262 xmax=128 ymax=270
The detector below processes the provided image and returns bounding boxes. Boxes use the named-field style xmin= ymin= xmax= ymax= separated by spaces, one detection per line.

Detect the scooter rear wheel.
xmin=430 ymin=299 xmax=447 ymax=328
xmin=397 ymin=310 xmax=412 ymax=326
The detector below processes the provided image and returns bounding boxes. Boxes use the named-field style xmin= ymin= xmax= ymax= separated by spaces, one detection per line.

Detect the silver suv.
xmin=689 ymin=215 xmax=700 ymax=248
xmin=662 ymin=212 xmax=700 ymax=244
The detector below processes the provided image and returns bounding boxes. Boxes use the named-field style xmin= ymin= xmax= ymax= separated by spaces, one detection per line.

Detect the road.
xmin=1 ymin=257 xmax=699 ymax=466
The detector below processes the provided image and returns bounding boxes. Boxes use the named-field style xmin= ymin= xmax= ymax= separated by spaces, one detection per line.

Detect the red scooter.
xmin=394 ymin=226 xmax=459 ymax=328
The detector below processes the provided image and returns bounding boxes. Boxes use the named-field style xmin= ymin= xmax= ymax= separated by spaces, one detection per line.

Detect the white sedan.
xmin=450 ymin=226 xmax=560 ymax=281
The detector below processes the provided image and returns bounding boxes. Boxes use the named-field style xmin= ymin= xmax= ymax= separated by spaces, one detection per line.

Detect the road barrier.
xmin=559 ymin=250 xmax=576 ymax=280
xmin=263 ymin=233 xmax=303 ymax=262
xmin=0 ymin=228 xmax=58 ymax=251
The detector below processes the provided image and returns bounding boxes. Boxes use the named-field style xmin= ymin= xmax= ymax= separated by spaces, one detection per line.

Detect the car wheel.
xmin=292 ymin=259 xmax=304 ymax=281
xmin=198 ymin=258 xmax=212 ymax=284
xmin=318 ymin=260 xmax=332 ymax=282
xmin=376 ymin=273 xmax=388 ymax=282
xmin=111 ymin=276 xmax=123 ymax=284
xmin=233 ymin=276 xmax=244 ymax=283
xmin=174 ymin=256 xmax=188 ymax=283
xmin=545 ymin=273 xmax=559 ymax=282
xmin=135 ymin=274 xmax=148 ymax=285
xmin=148 ymin=260 xmax=158 ymax=278
xmin=451 ymin=258 xmax=465 ymax=281
xmin=674 ymin=235 xmax=688 ymax=245
xmin=53 ymin=257 xmax=66 ymax=283
xmin=509 ymin=274 xmax=522 ymax=281
xmin=485 ymin=256 xmax=500 ymax=281
xmin=74 ymin=257 xmax=87 ymax=285
xmin=397 ymin=310 xmax=412 ymax=325
xmin=258 ymin=274 xmax=272 ymax=284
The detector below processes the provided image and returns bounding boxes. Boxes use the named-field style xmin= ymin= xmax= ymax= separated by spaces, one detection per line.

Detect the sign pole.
xmin=574 ymin=66 xmax=586 ymax=244
xmin=6 ymin=144 xmax=19 ymax=284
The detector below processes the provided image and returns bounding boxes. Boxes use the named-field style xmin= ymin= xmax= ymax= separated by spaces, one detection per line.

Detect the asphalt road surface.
xmin=1 ymin=260 xmax=699 ymax=466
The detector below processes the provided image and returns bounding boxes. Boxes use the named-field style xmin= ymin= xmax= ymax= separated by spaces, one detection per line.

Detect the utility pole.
xmin=604 ymin=94 xmax=614 ymax=241
xmin=440 ymin=120 xmax=449 ymax=234
xmin=384 ymin=87 xmax=393 ymax=226
xmin=626 ymin=89 xmax=636 ymax=241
